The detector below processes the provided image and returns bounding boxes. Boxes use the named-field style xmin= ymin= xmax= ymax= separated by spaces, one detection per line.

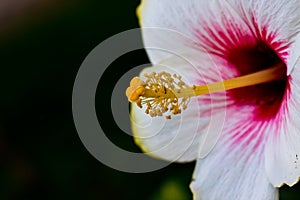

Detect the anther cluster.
xmin=138 ymin=71 xmax=190 ymax=119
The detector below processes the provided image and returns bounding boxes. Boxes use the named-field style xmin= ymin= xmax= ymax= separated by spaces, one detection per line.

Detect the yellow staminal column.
xmin=126 ymin=62 xmax=286 ymax=119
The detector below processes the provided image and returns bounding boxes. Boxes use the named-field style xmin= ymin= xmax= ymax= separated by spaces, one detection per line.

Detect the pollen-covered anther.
xmin=127 ymin=71 xmax=191 ymax=119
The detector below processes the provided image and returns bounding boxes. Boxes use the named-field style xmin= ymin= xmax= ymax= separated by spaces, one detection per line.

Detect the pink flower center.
xmin=226 ymin=40 xmax=288 ymax=121
xmin=193 ymin=18 xmax=290 ymax=121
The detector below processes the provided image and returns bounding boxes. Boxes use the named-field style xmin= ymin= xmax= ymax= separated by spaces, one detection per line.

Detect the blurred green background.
xmin=0 ymin=0 xmax=298 ymax=199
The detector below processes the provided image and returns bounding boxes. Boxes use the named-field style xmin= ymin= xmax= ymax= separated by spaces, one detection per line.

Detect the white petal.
xmin=191 ymin=146 xmax=279 ymax=200
xmin=131 ymin=52 xmax=229 ymax=162
xmin=265 ymin=61 xmax=300 ymax=187
xmin=139 ymin=0 xmax=255 ymax=64
xmin=139 ymin=0 xmax=300 ymax=73
xmin=190 ymin=105 xmax=279 ymax=200
xmin=287 ymin=34 xmax=300 ymax=75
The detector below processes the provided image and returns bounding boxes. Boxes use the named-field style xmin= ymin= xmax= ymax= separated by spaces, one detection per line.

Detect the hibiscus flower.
xmin=127 ymin=0 xmax=300 ymax=199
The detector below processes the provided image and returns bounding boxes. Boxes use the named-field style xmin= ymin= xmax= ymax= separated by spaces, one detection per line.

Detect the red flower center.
xmin=227 ymin=41 xmax=288 ymax=121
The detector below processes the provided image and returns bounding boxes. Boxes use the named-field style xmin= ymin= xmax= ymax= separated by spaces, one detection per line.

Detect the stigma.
xmin=126 ymin=63 xmax=286 ymax=119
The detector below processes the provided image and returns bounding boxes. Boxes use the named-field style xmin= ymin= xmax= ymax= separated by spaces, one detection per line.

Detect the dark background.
xmin=0 ymin=0 xmax=298 ymax=199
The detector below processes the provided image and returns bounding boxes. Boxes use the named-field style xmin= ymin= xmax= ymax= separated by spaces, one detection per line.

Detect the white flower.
xmin=129 ymin=0 xmax=300 ymax=199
